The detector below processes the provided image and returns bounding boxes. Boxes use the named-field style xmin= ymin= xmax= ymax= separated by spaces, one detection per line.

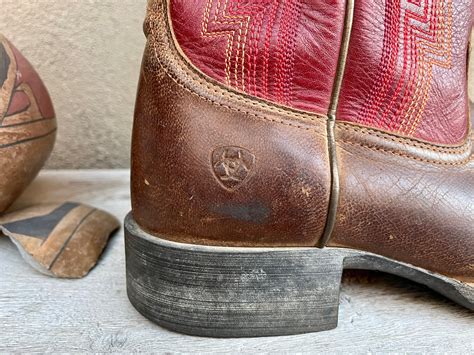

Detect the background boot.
xmin=126 ymin=0 xmax=474 ymax=337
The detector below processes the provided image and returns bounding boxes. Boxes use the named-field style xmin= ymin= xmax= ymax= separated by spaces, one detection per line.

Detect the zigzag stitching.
xmin=201 ymin=0 xmax=249 ymax=87
xmin=399 ymin=0 xmax=453 ymax=135
xmin=274 ymin=0 xmax=302 ymax=105
xmin=358 ymin=1 xmax=402 ymax=125
xmin=201 ymin=0 xmax=274 ymax=91
xmin=244 ymin=1 xmax=274 ymax=95
xmin=358 ymin=0 xmax=453 ymax=138
xmin=261 ymin=1 xmax=280 ymax=97
xmin=393 ymin=0 xmax=435 ymax=133
xmin=229 ymin=0 xmax=273 ymax=92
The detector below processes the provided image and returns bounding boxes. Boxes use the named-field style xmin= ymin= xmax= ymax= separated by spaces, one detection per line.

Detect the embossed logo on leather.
xmin=212 ymin=146 xmax=255 ymax=190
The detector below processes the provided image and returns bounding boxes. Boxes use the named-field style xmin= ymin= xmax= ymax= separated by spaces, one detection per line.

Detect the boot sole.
xmin=124 ymin=213 xmax=474 ymax=337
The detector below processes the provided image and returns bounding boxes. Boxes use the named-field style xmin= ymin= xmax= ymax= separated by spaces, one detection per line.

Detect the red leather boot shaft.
xmin=338 ymin=0 xmax=472 ymax=144
xmin=170 ymin=0 xmax=346 ymax=114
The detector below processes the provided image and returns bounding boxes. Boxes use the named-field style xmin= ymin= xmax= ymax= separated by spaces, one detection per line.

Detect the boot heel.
xmin=125 ymin=214 xmax=346 ymax=337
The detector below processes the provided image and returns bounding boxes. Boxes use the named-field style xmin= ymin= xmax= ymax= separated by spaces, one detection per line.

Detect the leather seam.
xmin=148 ymin=17 xmax=325 ymax=133
xmin=161 ymin=0 xmax=327 ymax=123
xmin=337 ymin=123 xmax=472 ymax=153
xmin=319 ymin=0 xmax=354 ymax=248
xmin=340 ymin=139 xmax=473 ymax=166
xmin=152 ymin=51 xmax=319 ymax=132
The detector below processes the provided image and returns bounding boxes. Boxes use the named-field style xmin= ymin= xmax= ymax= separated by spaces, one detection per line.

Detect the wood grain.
xmin=0 ymin=170 xmax=472 ymax=353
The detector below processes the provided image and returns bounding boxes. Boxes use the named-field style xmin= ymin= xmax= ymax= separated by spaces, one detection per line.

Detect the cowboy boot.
xmin=0 ymin=35 xmax=120 ymax=278
xmin=126 ymin=0 xmax=474 ymax=336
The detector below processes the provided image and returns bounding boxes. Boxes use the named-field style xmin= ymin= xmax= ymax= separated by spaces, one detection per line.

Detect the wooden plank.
xmin=0 ymin=170 xmax=472 ymax=353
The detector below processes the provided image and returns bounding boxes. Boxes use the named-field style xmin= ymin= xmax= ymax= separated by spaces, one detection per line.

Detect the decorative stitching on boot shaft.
xmin=147 ymin=0 xmax=473 ymax=166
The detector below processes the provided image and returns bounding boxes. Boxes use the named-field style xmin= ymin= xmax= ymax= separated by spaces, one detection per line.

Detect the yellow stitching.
xmin=156 ymin=1 xmax=472 ymax=166
xmin=202 ymin=0 xmax=233 ymax=84
xmin=166 ymin=5 xmax=327 ymax=121
xmin=408 ymin=0 xmax=453 ymax=135
xmin=341 ymin=139 xmax=473 ymax=166
xmin=201 ymin=0 xmax=252 ymax=89
xmin=405 ymin=0 xmax=451 ymax=135
xmin=163 ymin=0 xmax=471 ymax=165
xmin=337 ymin=123 xmax=472 ymax=153
xmin=154 ymin=28 xmax=472 ymax=166
xmin=398 ymin=0 xmax=453 ymax=135
xmin=153 ymin=29 xmax=323 ymax=132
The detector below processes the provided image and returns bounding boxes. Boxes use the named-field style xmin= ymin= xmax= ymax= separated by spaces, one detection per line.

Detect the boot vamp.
xmin=330 ymin=122 xmax=474 ymax=283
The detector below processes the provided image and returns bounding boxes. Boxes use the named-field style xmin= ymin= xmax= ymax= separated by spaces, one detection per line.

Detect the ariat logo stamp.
xmin=212 ymin=146 xmax=255 ymax=190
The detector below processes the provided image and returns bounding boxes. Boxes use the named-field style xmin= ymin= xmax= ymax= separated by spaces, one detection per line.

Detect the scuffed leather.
xmin=132 ymin=0 xmax=332 ymax=246
xmin=170 ymin=0 xmax=345 ymax=115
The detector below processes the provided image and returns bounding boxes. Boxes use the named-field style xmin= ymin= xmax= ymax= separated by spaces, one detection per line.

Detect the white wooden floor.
xmin=0 ymin=170 xmax=472 ymax=353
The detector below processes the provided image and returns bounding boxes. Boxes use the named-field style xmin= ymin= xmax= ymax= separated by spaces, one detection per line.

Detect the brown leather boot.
xmin=126 ymin=0 xmax=474 ymax=336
